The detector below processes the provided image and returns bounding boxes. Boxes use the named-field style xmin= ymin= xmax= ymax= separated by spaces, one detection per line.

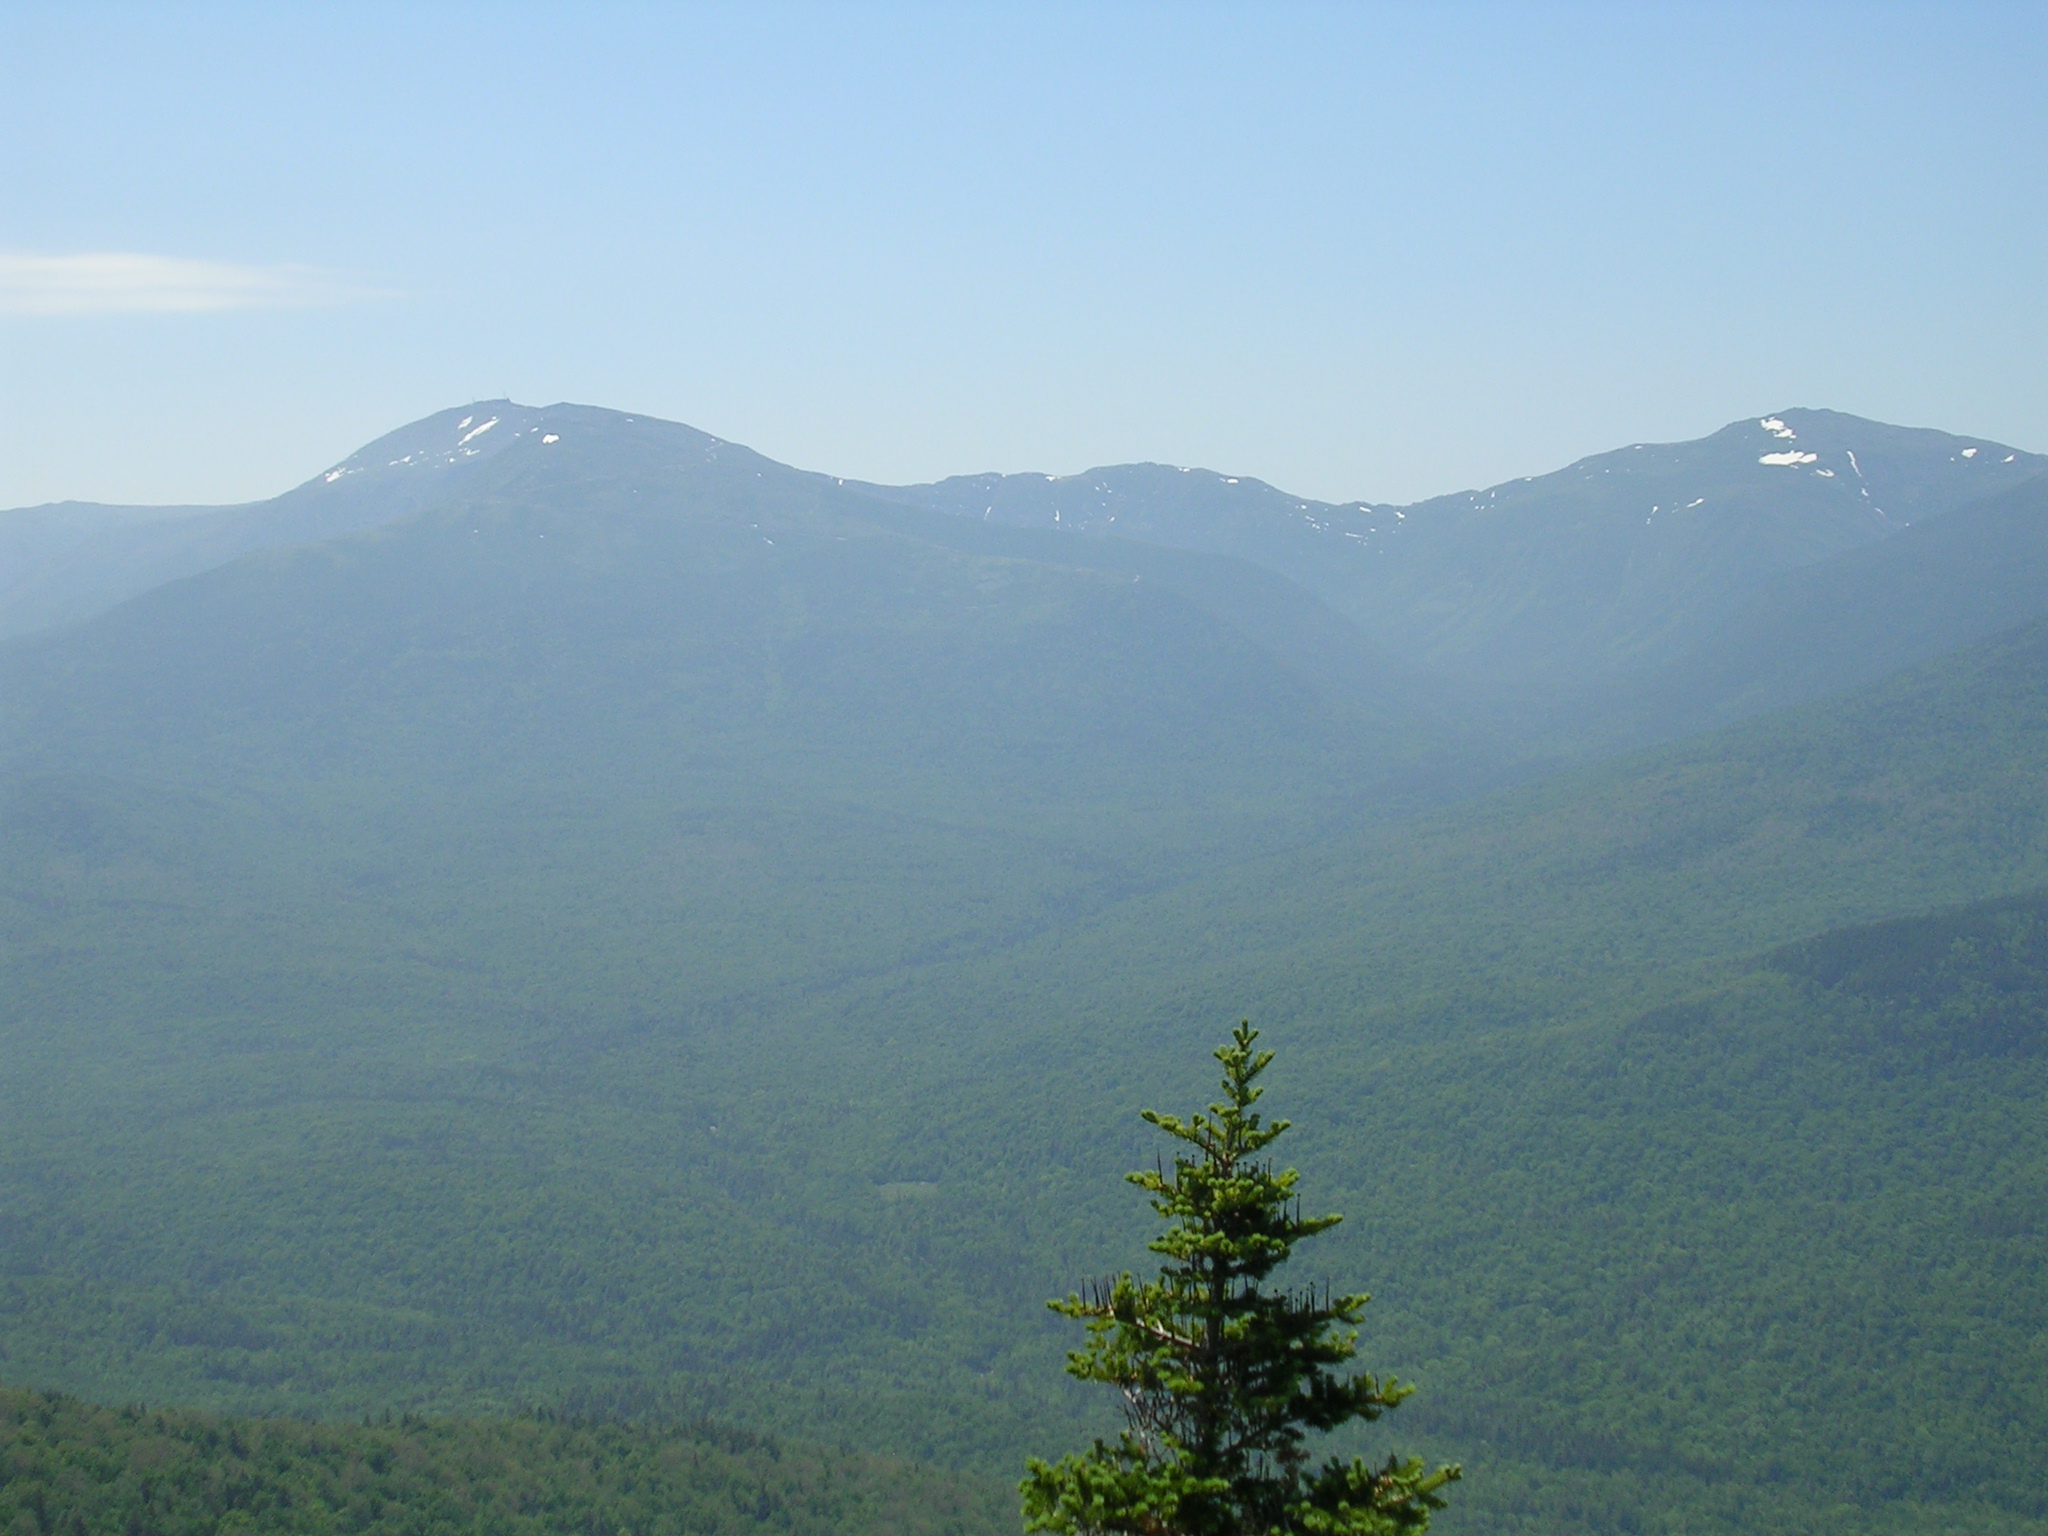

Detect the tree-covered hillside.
xmin=5 ymin=405 xmax=2048 ymax=1535
xmin=1329 ymin=890 xmax=2048 ymax=1535
xmin=0 ymin=1386 xmax=1010 ymax=1535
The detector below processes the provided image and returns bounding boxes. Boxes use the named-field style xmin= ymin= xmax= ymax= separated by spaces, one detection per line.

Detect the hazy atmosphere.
xmin=5 ymin=7 xmax=2048 ymax=1536
xmin=4 ymin=2 xmax=2045 ymax=507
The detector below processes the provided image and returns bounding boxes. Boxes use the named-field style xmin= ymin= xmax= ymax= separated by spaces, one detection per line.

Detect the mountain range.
xmin=10 ymin=402 xmax=2041 ymax=755
xmin=3 ymin=402 xmax=2046 ymax=1536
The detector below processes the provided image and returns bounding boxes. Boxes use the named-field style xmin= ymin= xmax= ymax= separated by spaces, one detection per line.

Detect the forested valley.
xmin=4 ymin=403 xmax=2046 ymax=1535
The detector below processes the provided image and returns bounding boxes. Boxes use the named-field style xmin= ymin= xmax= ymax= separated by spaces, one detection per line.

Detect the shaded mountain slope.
xmin=880 ymin=409 xmax=2047 ymax=735
xmin=934 ymin=606 xmax=2048 ymax=1065
xmin=0 ymin=404 xmax=551 ymax=640
xmin=1579 ymin=470 xmax=2048 ymax=743
xmin=0 ymin=422 xmax=1451 ymax=1053
xmin=0 ymin=415 xmax=1456 ymax=1469
xmin=11 ymin=402 xmax=2042 ymax=764
xmin=843 ymin=495 xmax=1478 ymax=750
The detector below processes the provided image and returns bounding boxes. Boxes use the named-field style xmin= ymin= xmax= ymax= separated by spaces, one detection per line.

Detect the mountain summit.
xmin=880 ymin=408 xmax=2046 ymax=706
xmin=3 ymin=402 xmax=2042 ymax=754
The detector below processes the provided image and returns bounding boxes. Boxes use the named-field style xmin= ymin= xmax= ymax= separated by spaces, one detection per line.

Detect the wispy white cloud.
xmin=0 ymin=252 xmax=378 ymax=316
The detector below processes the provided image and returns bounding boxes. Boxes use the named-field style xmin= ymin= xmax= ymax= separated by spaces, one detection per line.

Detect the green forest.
xmin=5 ymin=404 xmax=2048 ymax=1534
xmin=0 ymin=1387 xmax=1009 ymax=1535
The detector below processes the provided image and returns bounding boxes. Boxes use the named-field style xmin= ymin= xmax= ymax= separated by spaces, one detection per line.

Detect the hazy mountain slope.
xmin=881 ymin=409 xmax=2046 ymax=723
xmin=1 ymin=420 xmax=1445 ymax=1043
xmin=0 ymin=400 xmax=853 ymax=642
xmin=924 ymin=607 xmax=2048 ymax=1067
xmin=0 ymin=404 xmax=553 ymax=639
xmin=9 ymin=615 xmax=2048 ymax=1530
xmin=7 ymin=409 xmax=2048 ymax=1533
xmin=1574 ymin=471 xmax=2048 ymax=743
xmin=753 ymin=627 xmax=2048 ymax=1530
xmin=1354 ymin=409 xmax=2044 ymax=688
xmin=0 ymin=400 xmax=1450 ymax=752
xmin=13 ymin=402 xmax=2039 ymax=738
xmin=843 ymin=496 xmax=1481 ymax=753
xmin=0 ymin=410 xmax=1452 ymax=1467
xmin=0 ymin=403 xmax=1464 ymax=1102
xmin=7 ymin=538 xmax=2048 ymax=1478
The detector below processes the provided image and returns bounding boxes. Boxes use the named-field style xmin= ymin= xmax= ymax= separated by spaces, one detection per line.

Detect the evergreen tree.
xmin=1022 ymin=1022 xmax=1459 ymax=1536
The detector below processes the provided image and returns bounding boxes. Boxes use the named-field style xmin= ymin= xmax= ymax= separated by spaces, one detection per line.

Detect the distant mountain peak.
xmin=309 ymin=399 xmax=550 ymax=490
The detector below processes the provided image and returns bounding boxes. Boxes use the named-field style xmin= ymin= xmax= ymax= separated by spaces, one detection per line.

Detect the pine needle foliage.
xmin=1022 ymin=1023 xmax=1459 ymax=1536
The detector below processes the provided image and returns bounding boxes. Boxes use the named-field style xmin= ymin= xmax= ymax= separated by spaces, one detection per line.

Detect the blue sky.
xmin=3 ymin=1 xmax=2043 ymax=508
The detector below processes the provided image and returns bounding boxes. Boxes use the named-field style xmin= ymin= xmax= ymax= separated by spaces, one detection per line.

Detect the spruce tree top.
xmin=1021 ymin=1022 xmax=1459 ymax=1536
